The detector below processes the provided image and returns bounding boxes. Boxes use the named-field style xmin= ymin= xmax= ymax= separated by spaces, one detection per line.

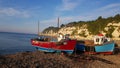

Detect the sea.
xmin=0 ymin=32 xmax=38 ymax=55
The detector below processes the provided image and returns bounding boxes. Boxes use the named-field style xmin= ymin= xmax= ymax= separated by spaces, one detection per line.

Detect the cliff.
xmin=42 ymin=14 xmax=120 ymax=40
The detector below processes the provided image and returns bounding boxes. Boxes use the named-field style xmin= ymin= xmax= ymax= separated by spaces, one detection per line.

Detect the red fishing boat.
xmin=31 ymin=35 xmax=77 ymax=54
xmin=31 ymin=18 xmax=77 ymax=54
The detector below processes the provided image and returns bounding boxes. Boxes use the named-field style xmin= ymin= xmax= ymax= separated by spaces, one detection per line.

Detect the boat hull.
xmin=76 ymin=44 xmax=85 ymax=51
xmin=95 ymin=42 xmax=115 ymax=52
xmin=35 ymin=46 xmax=74 ymax=54
xmin=31 ymin=39 xmax=76 ymax=54
xmin=35 ymin=46 xmax=56 ymax=52
xmin=76 ymin=41 xmax=115 ymax=54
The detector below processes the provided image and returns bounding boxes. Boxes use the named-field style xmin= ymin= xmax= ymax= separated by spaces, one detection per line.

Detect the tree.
xmin=114 ymin=14 xmax=120 ymax=23
xmin=97 ymin=16 xmax=103 ymax=20
xmin=60 ymin=24 xmax=65 ymax=28
xmin=71 ymin=30 xmax=78 ymax=35
xmin=105 ymin=26 xmax=115 ymax=38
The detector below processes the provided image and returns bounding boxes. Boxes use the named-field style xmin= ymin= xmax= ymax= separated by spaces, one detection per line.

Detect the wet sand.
xmin=0 ymin=49 xmax=120 ymax=68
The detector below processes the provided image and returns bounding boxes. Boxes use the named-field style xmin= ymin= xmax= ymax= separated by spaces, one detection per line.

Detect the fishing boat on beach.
xmin=31 ymin=33 xmax=115 ymax=55
xmin=31 ymin=34 xmax=77 ymax=54
xmin=31 ymin=18 xmax=77 ymax=54
xmin=76 ymin=34 xmax=115 ymax=54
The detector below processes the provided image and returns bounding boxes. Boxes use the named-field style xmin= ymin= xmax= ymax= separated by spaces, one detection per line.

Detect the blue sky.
xmin=0 ymin=0 xmax=120 ymax=34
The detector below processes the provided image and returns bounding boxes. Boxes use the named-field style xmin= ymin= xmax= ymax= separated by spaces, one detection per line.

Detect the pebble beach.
xmin=1 ymin=49 xmax=120 ymax=68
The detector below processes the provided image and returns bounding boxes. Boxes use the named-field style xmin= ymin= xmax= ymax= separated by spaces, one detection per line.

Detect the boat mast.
xmin=38 ymin=20 xmax=40 ymax=36
xmin=56 ymin=17 xmax=59 ymax=35
xmin=58 ymin=17 xmax=59 ymax=29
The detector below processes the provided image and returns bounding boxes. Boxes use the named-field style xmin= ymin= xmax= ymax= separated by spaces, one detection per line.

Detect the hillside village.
xmin=42 ymin=14 xmax=120 ymax=40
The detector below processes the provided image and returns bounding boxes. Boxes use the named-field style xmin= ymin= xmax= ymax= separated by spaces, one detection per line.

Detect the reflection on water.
xmin=0 ymin=32 xmax=37 ymax=55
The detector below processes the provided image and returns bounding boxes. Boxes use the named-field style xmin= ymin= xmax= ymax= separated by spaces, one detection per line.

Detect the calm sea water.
xmin=0 ymin=32 xmax=38 ymax=55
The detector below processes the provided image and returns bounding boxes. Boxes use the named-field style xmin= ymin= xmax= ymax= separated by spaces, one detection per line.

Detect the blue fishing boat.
xmin=76 ymin=34 xmax=115 ymax=54
xmin=95 ymin=41 xmax=115 ymax=53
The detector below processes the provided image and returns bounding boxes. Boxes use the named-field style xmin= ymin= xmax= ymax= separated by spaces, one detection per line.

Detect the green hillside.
xmin=42 ymin=14 xmax=120 ymax=37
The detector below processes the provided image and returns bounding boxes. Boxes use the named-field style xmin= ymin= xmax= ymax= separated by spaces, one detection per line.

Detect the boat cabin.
xmin=94 ymin=34 xmax=110 ymax=45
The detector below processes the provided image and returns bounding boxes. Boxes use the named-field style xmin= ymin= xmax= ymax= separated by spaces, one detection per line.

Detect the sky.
xmin=0 ymin=0 xmax=120 ymax=34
